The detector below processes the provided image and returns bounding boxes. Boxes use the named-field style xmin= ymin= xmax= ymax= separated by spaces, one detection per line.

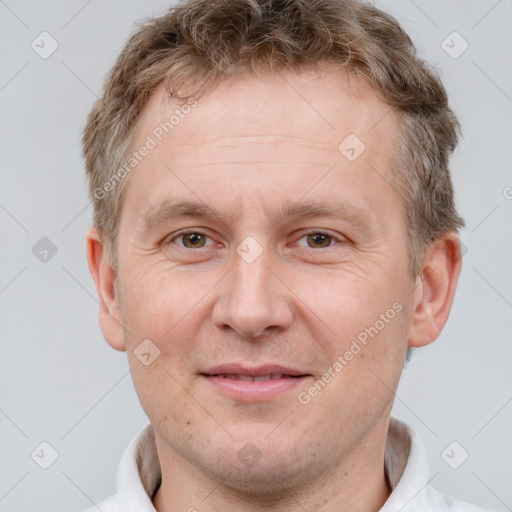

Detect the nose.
xmin=211 ymin=244 xmax=294 ymax=338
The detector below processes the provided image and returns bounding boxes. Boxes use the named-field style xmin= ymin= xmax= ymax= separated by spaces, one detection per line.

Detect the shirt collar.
xmin=116 ymin=416 xmax=429 ymax=511
xmin=117 ymin=422 xmax=160 ymax=511
xmin=381 ymin=417 xmax=430 ymax=511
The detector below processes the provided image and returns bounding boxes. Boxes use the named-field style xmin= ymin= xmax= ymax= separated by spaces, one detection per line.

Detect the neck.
xmin=152 ymin=416 xmax=392 ymax=512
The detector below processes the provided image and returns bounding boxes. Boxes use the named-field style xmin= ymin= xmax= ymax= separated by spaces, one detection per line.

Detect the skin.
xmin=87 ymin=66 xmax=462 ymax=512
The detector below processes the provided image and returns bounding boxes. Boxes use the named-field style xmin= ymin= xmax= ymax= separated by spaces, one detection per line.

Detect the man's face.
xmin=113 ymin=68 xmax=415 ymax=488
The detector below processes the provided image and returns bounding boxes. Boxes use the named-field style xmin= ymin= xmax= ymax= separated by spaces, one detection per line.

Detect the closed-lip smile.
xmin=200 ymin=363 xmax=312 ymax=401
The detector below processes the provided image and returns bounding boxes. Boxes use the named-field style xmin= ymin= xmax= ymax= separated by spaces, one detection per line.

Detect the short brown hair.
xmin=82 ymin=0 xmax=464 ymax=274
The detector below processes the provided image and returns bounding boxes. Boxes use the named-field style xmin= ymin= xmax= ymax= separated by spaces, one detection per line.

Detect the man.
xmin=82 ymin=0 xmax=493 ymax=511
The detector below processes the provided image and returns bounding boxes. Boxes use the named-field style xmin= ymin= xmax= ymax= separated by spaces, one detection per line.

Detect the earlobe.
xmin=86 ymin=227 xmax=127 ymax=352
xmin=408 ymin=232 xmax=462 ymax=348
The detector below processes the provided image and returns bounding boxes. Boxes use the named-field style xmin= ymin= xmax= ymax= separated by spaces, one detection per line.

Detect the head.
xmin=84 ymin=0 xmax=463 ymax=498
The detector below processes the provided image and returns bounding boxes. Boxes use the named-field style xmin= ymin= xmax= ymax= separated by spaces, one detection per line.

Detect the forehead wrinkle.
xmin=172 ymin=135 xmax=336 ymax=150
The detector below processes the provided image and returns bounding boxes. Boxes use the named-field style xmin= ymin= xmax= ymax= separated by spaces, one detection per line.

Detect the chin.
xmin=209 ymin=459 xmax=316 ymax=500
xmin=197 ymin=436 xmax=330 ymax=500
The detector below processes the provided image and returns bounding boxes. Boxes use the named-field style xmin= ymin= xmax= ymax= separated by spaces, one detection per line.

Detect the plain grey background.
xmin=1 ymin=1 xmax=511 ymax=511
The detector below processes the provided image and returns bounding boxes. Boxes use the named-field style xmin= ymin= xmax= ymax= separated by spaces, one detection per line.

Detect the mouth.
xmin=200 ymin=364 xmax=311 ymax=401
xmin=206 ymin=373 xmax=300 ymax=381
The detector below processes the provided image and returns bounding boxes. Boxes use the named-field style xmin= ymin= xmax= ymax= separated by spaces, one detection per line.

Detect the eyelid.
xmin=165 ymin=229 xmax=216 ymax=248
xmin=293 ymin=229 xmax=345 ymax=247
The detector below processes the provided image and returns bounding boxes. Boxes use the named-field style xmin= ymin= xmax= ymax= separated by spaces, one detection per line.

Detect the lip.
xmin=203 ymin=364 xmax=307 ymax=377
xmin=200 ymin=364 xmax=312 ymax=402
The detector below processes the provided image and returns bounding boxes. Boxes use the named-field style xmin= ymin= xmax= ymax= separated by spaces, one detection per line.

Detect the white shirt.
xmin=83 ymin=417 xmax=495 ymax=512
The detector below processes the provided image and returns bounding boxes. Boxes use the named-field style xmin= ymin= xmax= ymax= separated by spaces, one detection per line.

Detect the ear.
xmin=408 ymin=231 xmax=462 ymax=348
xmin=86 ymin=227 xmax=126 ymax=351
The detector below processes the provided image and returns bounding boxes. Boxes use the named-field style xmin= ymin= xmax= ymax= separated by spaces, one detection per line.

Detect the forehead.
xmin=138 ymin=67 xmax=395 ymax=154
xmin=123 ymin=66 xmax=400 ymax=222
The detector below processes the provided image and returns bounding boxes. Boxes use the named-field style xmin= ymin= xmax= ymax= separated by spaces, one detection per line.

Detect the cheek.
xmin=294 ymin=267 xmax=411 ymax=408
xmin=127 ymin=358 xmax=196 ymax=431
xmin=117 ymin=262 xmax=208 ymax=342
xmin=293 ymin=266 xmax=404 ymax=342
xmin=299 ymin=304 xmax=409 ymax=432
xmin=117 ymin=264 xmax=216 ymax=395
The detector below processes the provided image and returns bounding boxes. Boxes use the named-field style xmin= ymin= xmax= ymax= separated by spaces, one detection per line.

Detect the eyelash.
xmin=166 ymin=229 xmax=343 ymax=249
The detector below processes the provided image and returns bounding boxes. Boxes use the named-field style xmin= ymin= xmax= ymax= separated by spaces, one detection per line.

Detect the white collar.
xmin=106 ymin=417 xmax=488 ymax=512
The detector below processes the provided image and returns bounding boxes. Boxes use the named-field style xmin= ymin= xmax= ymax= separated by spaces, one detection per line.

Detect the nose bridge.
xmin=212 ymin=239 xmax=293 ymax=338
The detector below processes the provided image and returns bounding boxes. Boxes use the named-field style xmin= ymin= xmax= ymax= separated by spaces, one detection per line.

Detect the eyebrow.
xmin=139 ymin=197 xmax=375 ymax=233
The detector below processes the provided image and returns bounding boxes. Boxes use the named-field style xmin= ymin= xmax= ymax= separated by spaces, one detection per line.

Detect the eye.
xmin=172 ymin=231 xmax=213 ymax=249
xmin=297 ymin=231 xmax=339 ymax=249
